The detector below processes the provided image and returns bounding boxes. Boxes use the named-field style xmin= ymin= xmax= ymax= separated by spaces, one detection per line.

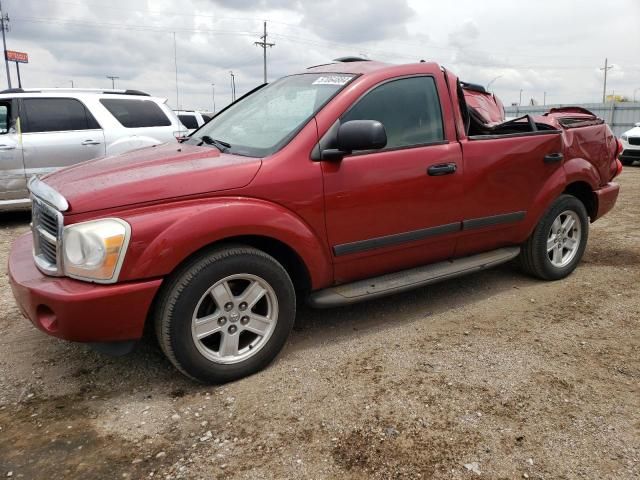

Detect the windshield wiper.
xmin=199 ymin=135 xmax=231 ymax=152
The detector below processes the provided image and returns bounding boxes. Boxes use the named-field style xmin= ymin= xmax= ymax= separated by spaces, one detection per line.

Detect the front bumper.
xmin=593 ymin=182 xmax=620 ymax=221
xmin=8 ymin=233 xmax=162 ymax=342
xmin=620 ymin=149 xmax=640 ymax=163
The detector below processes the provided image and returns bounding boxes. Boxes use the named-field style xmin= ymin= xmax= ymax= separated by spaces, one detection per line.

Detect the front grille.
xmin=621 ymin=149 xmax=640 ymax=158
xmin=629 ymin=137 xmax=640 ymax=146
xmin=31 ymin=196 xmax=63 ymax=275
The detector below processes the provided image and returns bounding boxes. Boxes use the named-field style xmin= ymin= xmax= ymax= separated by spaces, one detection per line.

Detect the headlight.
xmin=621 ymin=134 xmax=628 ymax=141
xmin=62 ymin=218 xmax=131 ymax=283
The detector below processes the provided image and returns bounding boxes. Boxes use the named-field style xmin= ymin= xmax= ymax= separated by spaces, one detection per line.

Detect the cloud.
xmin=3 ymin=0 xmax=639 ymax=110
xmin=299 ymin=0 xmax=414 ymax=43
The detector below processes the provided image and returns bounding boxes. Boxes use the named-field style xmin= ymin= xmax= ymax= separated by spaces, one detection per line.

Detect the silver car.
xmin=0 ymin=88 xmax=183 ymax=211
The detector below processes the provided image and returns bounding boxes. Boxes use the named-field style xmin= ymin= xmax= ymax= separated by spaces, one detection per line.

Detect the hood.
xmin=43 ymin=143 xmax=262 ymax=214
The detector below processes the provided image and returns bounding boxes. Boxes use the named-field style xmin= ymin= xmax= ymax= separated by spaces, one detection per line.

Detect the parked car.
xmin=620 ymin=122 xmax=640 ymax=166
xmin=9 ymin=59 xmax=622 ymax=383
xmin=174 ymin=110 xmax=211 ymax=134
xmin=0 ymin=88 xmax=182 ymax=211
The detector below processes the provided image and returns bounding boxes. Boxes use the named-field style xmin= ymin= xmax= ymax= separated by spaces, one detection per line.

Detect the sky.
xmin=3 ymin=0 xmax=640 ymax=111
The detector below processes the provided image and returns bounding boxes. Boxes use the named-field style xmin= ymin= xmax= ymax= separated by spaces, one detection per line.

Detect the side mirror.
xmin=322 ymin=120 xmax=387 ymax=160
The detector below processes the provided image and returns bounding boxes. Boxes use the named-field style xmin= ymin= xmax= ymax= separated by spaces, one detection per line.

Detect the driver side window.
xmin=342 ymin=76 xmax=444 ymax=149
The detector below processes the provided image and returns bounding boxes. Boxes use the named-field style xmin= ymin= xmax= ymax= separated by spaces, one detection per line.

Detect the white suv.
xmin=620 ymin=122 xmax=640 ymax=166
xmin=0 ymin=88 xmax=183 ymax=211
xmin=174 ymin=110 xmax=212 ymax=134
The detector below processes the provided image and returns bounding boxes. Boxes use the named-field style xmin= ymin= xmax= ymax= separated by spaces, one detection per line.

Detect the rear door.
xmin=0 ymin=98 xmax=27 ymax=201
xmin=20 ymin=97 xmax=105 ymax=179
xmin=321 ymin=75 xmax=464 ymax=283
xmin=456 ymin=131 xmax=564 ymax=257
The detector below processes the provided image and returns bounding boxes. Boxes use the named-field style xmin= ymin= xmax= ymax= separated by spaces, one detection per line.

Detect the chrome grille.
xmin=31 ymin=195 xmax=63 ymax=275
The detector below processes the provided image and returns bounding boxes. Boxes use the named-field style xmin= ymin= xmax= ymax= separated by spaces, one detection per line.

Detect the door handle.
xmin=544 ymin=152 xmax=564 ymax=164
xmin=0 ymin=144 xmax=16 ymax=150
xmin=81 ymin=140 xmax=101 ymax=146
xmin=427 ymin=163 xmax=457 ymax=176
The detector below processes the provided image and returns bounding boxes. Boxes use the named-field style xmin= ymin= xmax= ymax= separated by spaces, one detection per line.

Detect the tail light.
xmin=610 ymin=138 xmax=623 ymax=180
xmin=616 ymin=138 xmax=624 ymax=158
xmin=614 ymin=158 xmax=623 ymax=178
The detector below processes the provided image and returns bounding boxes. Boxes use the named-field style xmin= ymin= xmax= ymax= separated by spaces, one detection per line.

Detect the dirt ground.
xmin=1 ymin=169 xmax=639 ymax=480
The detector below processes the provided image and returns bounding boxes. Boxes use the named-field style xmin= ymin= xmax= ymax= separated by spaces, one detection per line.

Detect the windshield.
xmin=187 ymin=73 xmax=355 ymax=157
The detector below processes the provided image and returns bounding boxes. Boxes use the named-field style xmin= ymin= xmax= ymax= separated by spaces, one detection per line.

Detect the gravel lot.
xmin=1 ymin=169 xmax=639 ymax=480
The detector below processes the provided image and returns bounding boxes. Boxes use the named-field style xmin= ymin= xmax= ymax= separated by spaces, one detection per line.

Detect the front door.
xmin=0 ymin=99 xmax=27 ymax=202
xmin=20 ymin=97 xmax=105 ymax=181
xmin=321 ymin=76 xmax=464 ymax=284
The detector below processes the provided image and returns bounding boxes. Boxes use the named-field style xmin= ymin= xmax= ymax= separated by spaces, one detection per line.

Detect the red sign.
xmin=6 ymin=50 xmax=28 ymax=63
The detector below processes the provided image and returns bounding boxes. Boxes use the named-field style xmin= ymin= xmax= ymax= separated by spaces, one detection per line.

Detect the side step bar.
xmin=308 ymin=247 xmax=520 ymax=308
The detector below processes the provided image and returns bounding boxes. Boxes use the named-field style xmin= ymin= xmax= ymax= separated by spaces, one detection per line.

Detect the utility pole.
xmin=0 ymin=0 xmax=11 ymax=89
xmin=173 ymin=32 xmax=179 ymax=110
xmin=229 ymin=71 xmax=236 ymax=102
xmin=600 ymin=58 xmax=613 ymax=103
xmin=211 ymin=83 xmax=216 ymax=113
xmin=543 ymin=91 xmax=547 ymax=106
xmin=519 ymin=89 xmax=523 ymax=106
xmin=106 ymin=75 xmax=119 ymax=89
xmin=70 ymin=80 xmax=74 ymax=88
xmin=254 ymin=21 xmax=275 ymax=84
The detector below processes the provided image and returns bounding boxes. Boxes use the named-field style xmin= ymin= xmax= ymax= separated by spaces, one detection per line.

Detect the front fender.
xmin=117 ymin=197 xmax=333 ymax=289
xmin=521 ymin=157 xmax=600 ymax=239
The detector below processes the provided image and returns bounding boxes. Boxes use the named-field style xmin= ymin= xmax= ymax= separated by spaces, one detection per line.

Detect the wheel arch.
xmin=563 ymin=181 xmax=597 ymax=220
xmin=119 ymin=197 xmax=333 ymax=290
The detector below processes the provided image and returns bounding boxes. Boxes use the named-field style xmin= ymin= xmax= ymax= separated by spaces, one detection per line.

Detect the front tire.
xmin=155 ymin=245 xmax=296 ymax=383
xmin=520 ymin=194 xmax=589 ymax=280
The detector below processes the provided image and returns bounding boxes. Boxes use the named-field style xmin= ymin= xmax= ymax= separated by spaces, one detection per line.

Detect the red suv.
xmin=9 ymin=59 xmax=622 ymax=383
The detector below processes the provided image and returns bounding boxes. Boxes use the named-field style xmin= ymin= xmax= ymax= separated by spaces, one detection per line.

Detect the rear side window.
xmin=100 ymin=99 xmax=172 ymax=128
xmin=22 ymin=98 xmax=101 ymax=133
xmin=342 ymin=76 xmax=444 ymax=149
xmin=178 ymin=114 xmax=199 ymax=129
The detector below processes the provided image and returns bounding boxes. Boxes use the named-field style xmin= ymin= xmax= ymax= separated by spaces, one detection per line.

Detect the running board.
xmin=308 ymin=247 xmax=520 ymax=308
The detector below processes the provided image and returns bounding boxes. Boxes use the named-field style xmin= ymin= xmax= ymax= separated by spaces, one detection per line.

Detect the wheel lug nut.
xmin=239 ymin=302 xmax=248 ymax=311
xmin=217 ymin=317 xmax=226 ymax=326
xmin=241 ymin=316 xmax=249 ymax=325
xmin=224 ymin=302 xmax=234 ymax=311
xmin=228 ymin=325 xmax=237 ymax=334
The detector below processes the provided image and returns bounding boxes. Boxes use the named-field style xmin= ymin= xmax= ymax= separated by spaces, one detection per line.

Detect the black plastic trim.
xmin=468 ymin=130 xmax=561 ymax=140
xmin=333 ymin=222 xmax=461 ymax=256
xmin=463 ymin=211 xmax=526 ymax=230
xmin=332 ymin=211 xmax=527 ymax=257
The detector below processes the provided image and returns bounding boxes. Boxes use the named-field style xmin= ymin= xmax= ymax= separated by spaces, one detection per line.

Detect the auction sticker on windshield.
xmin=312 ymin=75 xmax=352 ymax=86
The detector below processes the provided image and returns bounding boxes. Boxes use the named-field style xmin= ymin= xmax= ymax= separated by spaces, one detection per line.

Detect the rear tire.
xmin=520 ymin=194 xmax=589 ymax=280
xmin=155 ymin=245 xmax=296 ymax=384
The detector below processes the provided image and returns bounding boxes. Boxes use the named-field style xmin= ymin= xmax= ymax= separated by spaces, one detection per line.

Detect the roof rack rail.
xmin=0 ymin=88 xmax=30 ymax=94
xmin=0 ymin=87 xmax=151 ymax=96
xmin=333 ymin=56 xmax=371 ymax=63
xmin=102 ymin=89 xmax=151 ymax=96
